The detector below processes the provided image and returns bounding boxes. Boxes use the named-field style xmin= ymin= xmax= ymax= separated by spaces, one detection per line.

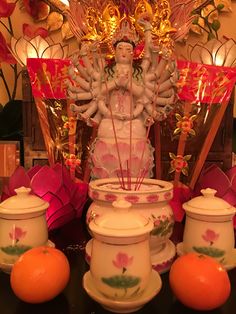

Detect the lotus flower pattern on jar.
xmin=101 ymin=252 xmax=141 ymax=298
xmin=112 ymin=252 xmax=134 ymax=274
xmin=151 ymin=214 xmax=174 ymax=237
xmin=9 ymin=226 xmax=27 ymax=243
xmin=0 ymin=226 xmax=32 ymax=257
xmin=202 ymin=229 xmax=219 ymax=245
xmin=193 ymin=228 xmax=225 ymax=259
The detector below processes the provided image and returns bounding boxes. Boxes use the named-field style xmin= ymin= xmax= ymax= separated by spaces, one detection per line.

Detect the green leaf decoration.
xmin=1 ymin=245 xmax=32 ymax=256
xmin=130 ymin=286 xmax=141 ymax=297
xmin=151 ymin=220 xmax=174 ymax=237
xmin=175 ymin=113 xmax=182 ymax=121
xmin=169 ymin=152 xmax=176 ymax=159
xmin=190 ymin=115 xmax=197 ymax=121
xmin=61 ymin=115 xmax=68 ymax=122
xmin=193 ymin=246 xmax=225 ymax=258
xmin=101 ymin=275 xmax=140 ymax=289
xmin=189 ymin=129 xmax=196 ymax=136
xmin=173 ymin=128 xmax=181 ymax=135
xmin=182 ymin=167 xmax=189 ymax=176
xmin=184 ymin=155 xmax=192 ymax=161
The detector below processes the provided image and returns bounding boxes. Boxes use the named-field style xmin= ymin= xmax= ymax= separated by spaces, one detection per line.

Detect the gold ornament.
xmin=47 ymin=11 xmax=64 ymax=31
xmin=65 ymin=0 xmax=176 ymax=58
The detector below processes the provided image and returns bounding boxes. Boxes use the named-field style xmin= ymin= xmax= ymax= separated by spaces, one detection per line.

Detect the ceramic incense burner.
xmin=88 ymin=200 xmax=154 ymax=300
xmin=182 ymin=188 xmax=236 ymax=265
xmin=0 ymin=187 xmax=49 ymax=265
xmin=86 ymin=177 xmax=175 ymax=273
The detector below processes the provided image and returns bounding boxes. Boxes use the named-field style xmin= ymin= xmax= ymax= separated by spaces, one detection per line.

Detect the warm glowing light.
xmin=10 ymin=36 xmax=68 ymax=67
xmin=59 ymin=0 xmax=69 ymax=6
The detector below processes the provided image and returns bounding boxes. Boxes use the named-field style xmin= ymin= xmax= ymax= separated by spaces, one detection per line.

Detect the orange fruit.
xmin=10 ymin=246 xmax=70 ymax=303
xmin=169 ymin=253 xmax=231 ymax=310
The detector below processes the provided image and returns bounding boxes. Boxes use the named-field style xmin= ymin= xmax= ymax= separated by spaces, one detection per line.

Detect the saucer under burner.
xmin=83 ymin=269 xmax=162 ymax=313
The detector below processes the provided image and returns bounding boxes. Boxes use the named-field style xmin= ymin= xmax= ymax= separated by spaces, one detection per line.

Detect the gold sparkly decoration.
xmin=65 ymin=0 xmax=176 ymax=58
xmin=174 ymin=114 xmax=197 ymax=137
xmin=35 ymin=1 xmax=51 ymax=21
xmin=47 ymin=11 xmax=64 ymax=31
xmin=61 ymin=21 xmax=74 ymax=40
xmin=169 ymin=153 xmax=192 ymax=176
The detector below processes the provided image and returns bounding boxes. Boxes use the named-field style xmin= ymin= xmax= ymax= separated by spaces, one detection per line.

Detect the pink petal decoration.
xmin=1 ymin=164 xmax=88 ymax=231
xmin=226 ymin=166 xmax=236 ymax=193
xmin=70 ymin=182 xmax=89 ymax=216
xmin=47 ymin=203 xmax=73 ymax=224
xmin=93 ymin=140 xmax=108 ymax=157
xmin=135 ymin=140 xmax=147 ymax=152
xmin=230 ymin=174 xmax=236 ymax=194
xmin=31 ymin=165 xmax=62 ymax=197
xmin=8 ymin=166 xmax=31 ymax=195
xmin=27 ymin=164 xmax=42 ymax=179
xmin=55 ymin=186 xmax=71 ymax=205
xmin=92 ymin=167 xmax=109 ymax=179
xmin=115 ymin=142 xmax=130 ymax=160
xmin=47 ymin=208 xmax=75 ymax=231
xmin=54 ymin=163 xmax=75 ymax=192
xmin=193 ymin=165 xmax=231 ymax=198
xmin=100 ymin=154 xmax=118 ymax=171
xmin=169 ymin=185 xmax=192 ymax=222
xmin=23 ymin=23 xmax=48 ymax=39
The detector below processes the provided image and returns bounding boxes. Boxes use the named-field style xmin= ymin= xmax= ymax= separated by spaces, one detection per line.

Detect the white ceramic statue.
xmin=66 ymin=3 xmax=178 ymax=181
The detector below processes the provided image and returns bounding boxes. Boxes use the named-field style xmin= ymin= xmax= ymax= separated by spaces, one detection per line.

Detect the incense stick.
xmin=98 ymin=47 xmax=125 ymax=189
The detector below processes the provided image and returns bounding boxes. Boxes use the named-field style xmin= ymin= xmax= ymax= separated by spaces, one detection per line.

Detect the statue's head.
xmin=114 ymin=41 xmax=134 ymax=64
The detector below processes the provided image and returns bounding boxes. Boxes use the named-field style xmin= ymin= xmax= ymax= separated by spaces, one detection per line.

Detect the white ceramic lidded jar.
xmin=0 ymin=187 xmax=49 ymax=264
xmin=183 ymin=188 xmax=236 ymax=265
xmin=89 ymin=200 xmax=154 ymax=300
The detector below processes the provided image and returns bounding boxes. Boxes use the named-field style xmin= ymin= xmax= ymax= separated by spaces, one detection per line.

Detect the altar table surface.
xmin=0 ymin=218 xmax=236 ymax=314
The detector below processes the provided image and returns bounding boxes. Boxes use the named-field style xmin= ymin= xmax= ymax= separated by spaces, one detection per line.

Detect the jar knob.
xmin=14 ymin=187 xmax=31 ymax=197
xmin=201 ymin=188 xmax=217 ymax=198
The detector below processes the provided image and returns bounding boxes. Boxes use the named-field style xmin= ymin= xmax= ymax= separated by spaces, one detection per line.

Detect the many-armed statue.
xmin=65 ymin=0 xmax=179 ymax=181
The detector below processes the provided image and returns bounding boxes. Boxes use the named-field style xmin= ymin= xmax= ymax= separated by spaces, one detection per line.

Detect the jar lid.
xmin=183 ymin=188 xmax=236 ymax=216
xmin=0 ymin=187 xmax=49 ymax=215
xmin=89 ymin=200 xmax=153 ymax=238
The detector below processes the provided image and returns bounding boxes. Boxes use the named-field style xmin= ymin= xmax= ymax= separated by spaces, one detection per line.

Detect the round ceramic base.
xmin=151 ymin=239 xmax=176 ymax=274
xmin=83 ymin=269 xmax=162 ymax=313
xmin=0 ymin=240 xmax=55 ymax=274
xmin=176 ymin=242 xmax=236 ymax=271
xmin=85 ymin=239 xmax=176 ymax=274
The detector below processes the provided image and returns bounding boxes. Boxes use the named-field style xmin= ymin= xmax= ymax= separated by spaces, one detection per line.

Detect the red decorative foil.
xmin=177 ymin=60 xmax=236 ymax=103
xmin=27 ymin=58 xmax=71 ymax=99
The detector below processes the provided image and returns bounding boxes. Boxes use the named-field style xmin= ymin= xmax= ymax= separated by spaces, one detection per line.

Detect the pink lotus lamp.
xmin=1 ymin=164 xmax=88 ymax=231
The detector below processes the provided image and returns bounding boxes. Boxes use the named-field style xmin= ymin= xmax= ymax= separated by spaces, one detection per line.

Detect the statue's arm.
xmin=97 ymin=97 xmax=110 ymax=118
xmin=133 ymin=98 xmax=144 ymax=118
xmin=138 ymin=19 xmax=152 ymax=74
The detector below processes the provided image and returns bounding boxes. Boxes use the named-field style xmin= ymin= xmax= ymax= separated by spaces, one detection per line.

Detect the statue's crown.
xmin=112 ymin=16 xmax=139 ymax=47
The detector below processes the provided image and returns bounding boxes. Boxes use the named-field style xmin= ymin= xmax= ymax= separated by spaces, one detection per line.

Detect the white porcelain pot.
xmin=183 ymin=188 xmax=236 ymax=265
xmin=86 ymin=178 xmax=175 ymax=273
xmin=89 ymin=200 xmax=153 ymax=300
xmin=0 ymin=187 xmax=49 ymax=264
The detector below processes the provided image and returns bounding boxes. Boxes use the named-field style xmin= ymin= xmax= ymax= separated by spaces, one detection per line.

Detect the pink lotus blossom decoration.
xmin=1 ymin=164 xmax=88 ymax=231
xmin=112 ymin=252 xmax=133 ymax=273
xmin=202 ymin=229 xmax=219 ymax=245
xmin=9 ymin=226 xmax=27 ymax=242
